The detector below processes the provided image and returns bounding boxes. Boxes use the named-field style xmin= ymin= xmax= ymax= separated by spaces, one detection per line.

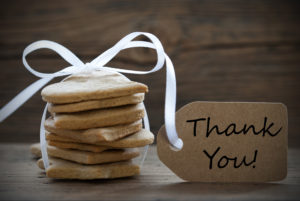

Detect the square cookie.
xmin=46 ymin=129 xmax=155 ymax=148
xmin=46 ymin=145 xmax=140 ymax=165
xmin=30 ymin=143 xmax=42 ymax=158
xmin=45 ymin=118 xmax=142 ymax=143
xmin=38 ymin=157 xmax=140 ymax=179
xmin=48 ymin=140 xmax=109 ymax=153
xmin=48 ymin=93 xmax=144 ymax=113
xmin=41 ymin=70 xmax=148 ymax=104
xmin=53 ymin=103 xmax=144 ymax=129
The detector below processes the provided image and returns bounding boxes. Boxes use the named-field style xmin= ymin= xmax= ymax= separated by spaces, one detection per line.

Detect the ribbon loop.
xmin=0 ymin=32 xmax=183 ymax=169
xmin=23 ymin=40 xmax=85 ymax=78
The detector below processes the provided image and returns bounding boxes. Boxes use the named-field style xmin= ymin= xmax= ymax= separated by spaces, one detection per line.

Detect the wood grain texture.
xmin=0 ymin=144 xmax=299 ymax=200
xmin=0 ymin=0 xmax=299 ymax=147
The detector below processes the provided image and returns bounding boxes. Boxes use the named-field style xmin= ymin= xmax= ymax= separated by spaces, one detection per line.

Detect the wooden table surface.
xmin=0 ymin=144 xmax=299 ymax=201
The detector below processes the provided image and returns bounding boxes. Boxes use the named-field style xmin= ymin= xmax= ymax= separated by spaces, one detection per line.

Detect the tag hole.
xmin=169 ymin=139 xmax=183 ymax=152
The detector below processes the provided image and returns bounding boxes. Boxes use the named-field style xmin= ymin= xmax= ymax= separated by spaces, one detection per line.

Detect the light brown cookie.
xmin=41 ymin=70 xmax=148 ymax=104
xmin=46 ymin=129 xmax=155 ymax=148
xmin=48 ymin=93 xmax=144 ymax=113
xmin=30 ymin=143 xmax=41 ymax=158
xmin=45 ymin=117 xmax=142 ymax=143
xmin=38 ymin=157 xmax=140 ymax=179
xmin=48 ymin=140 xmax=109 ymax=153
xmin=46 ymin=145 xmax=140 ymax=165
xmin=96 ymin=129 xmax=154 ymax=148
xmin=53 ymin=103 xmax=144 ymax=129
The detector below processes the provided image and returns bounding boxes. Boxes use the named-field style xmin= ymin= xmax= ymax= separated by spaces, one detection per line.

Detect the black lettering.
xmin=243 ymin=124 xmax=262 ymax=135
xmin=234 ymin=150 xmax=258 ymax=168
xmin=204 ymin=147 xmax=258 ymax=169
xmin=203 ymin=147 xmax=220 ymax=169
xmin=263 ymin=117 xmax=282 ymax=137
xmin=187 ymin=116 xmax=281 ymax=138
xmin=206 ymin=117 xmax=222 ymax=137
xmin=218 ymin=156 xmax=229 ymax=168
xmin=186 ymin=118 xmax=206 ymax=137
xmin=224 ymin=123 xmax=240 ymax=136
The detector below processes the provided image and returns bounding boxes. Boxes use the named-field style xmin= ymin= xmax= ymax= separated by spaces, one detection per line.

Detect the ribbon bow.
xmin=0 ymin=32 xmax=183 ymax=169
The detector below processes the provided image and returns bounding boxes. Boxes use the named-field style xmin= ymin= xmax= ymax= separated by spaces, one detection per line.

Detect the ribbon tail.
xmin=139 ymin=102 xmax=150 ymax=168
xmin=164 ymin=55 xmax=183 ymax=150
xmin=0 ymin=77 xmax=53 ymax=122
xmin=40 ymin=103 xmax=49 ymax=169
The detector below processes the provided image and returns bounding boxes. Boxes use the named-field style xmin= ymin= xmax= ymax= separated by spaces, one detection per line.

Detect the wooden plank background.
xmin=0 ymin=0 xmax=299 ymax=146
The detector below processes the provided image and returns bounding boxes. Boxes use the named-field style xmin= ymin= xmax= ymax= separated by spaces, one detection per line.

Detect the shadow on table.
xmin=33 ymin=172 xmax=296 ymax=200
xmin=149 ymin=181 xmax=282 ymax=195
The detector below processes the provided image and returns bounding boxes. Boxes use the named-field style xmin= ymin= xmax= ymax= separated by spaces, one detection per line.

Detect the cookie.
xmin=48 ymin=93 xmax=144 ymax=113
xmin=53 ymin=103 xmax=145 ymax=129
xmin=48 ymin=140 xmax=109 ymax=153
xmin=94 ymin=129 xmax=154 ymax=148
xmin=41 ymin=70 xmax=148 ymax=104
xmin=30 ymin=143 xmax=41 ymax=158
xmin=46 ymin=145 xmax=140 ymax=165
xmin=46 ymin=129 xmax=154 ymax=148
xmin=45 ymin=118 xmax=142 ymax=143
xmin=38 ymin=157 xmax=140 ymax=179
xmin=30 ymin=142 xmax=109 ymax=156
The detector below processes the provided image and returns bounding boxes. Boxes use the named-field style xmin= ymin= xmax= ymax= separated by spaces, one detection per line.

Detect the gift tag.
xmin=157 ymin=101 xmax=288 ymax=182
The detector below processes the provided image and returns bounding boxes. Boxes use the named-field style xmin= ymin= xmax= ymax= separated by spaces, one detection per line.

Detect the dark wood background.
xmin=0 ymin=0 xmax=299 ymax=147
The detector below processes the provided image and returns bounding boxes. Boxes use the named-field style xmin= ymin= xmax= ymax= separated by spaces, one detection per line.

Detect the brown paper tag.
xmin=157 ymin=102 xmax=288 ymax=182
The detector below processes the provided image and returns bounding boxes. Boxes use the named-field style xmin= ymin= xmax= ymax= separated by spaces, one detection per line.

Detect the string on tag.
xmin=0 ymin=32 xmax=183 ymax=169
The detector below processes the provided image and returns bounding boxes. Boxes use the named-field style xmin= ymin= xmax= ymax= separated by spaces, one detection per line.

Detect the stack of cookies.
xmin=32 ymin=70 xmax=154 ymax=179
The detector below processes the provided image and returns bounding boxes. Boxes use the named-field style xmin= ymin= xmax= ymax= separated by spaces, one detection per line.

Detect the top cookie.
xmin=41 ymin=70 xmax=148 ymax=104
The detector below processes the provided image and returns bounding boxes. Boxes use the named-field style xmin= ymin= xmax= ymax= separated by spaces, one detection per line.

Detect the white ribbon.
xmin=0 ymin=32 xmax=183 ymax=169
